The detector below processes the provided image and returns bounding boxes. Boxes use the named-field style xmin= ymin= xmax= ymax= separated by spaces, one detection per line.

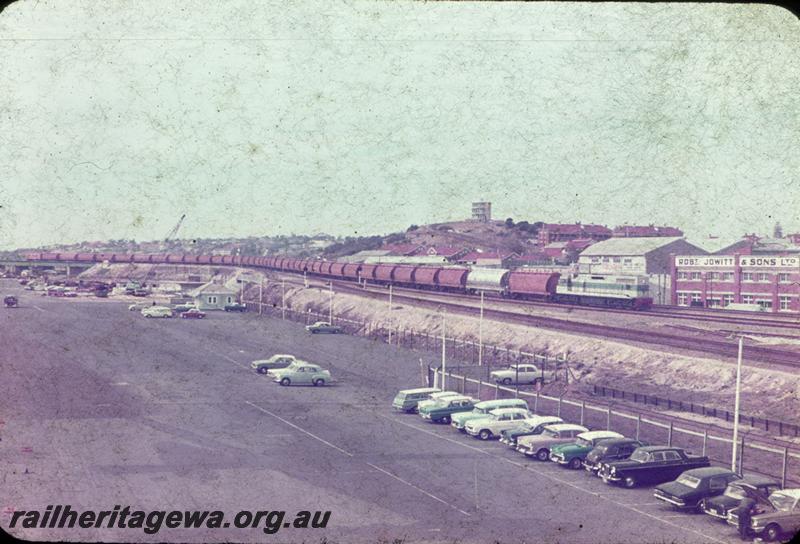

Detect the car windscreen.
xmin=629 ymin=449 xmax=649 ymax=462
xmin=769 ymin=493 xmax=795 ymax=511
xmin=676 ymin=475 xmax=702 ymax=489
xmin=576 ymin=438 xmax=592 ymax=448
xmin=724 ymin=485 xmax=745 ymax=500
xmin=592 ymin=444 xmax=609 ymax=455
xmin=543 ymin=429 xmax=558 ymax=438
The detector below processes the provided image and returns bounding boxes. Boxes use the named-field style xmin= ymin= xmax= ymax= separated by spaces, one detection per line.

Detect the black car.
xmin=584 ymin=438 xmax=648 ymax=475
xmin=701 ymin=475 xmax=781 ymax=521
xmin=224 ymin=303 xmax=247 ymax=312
xmin=654 ymin=467 xmax=741 ymax=511
xmin=598 ymin=446 xmax=710 ymax=488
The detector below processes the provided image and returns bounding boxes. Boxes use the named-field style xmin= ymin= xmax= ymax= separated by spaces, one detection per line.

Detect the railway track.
xmin=324 ymin=280 xmax=800 ymax=370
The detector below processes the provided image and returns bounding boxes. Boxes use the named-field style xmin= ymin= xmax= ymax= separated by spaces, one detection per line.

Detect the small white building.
xmin=190 ymin=282 xmax=238 ymax=310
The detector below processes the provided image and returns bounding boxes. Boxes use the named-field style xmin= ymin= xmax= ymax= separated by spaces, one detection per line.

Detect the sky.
xmin=0 ymin=1 xmax=798 ymax=249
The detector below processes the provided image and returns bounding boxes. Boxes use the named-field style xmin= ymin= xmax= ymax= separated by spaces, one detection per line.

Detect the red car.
xmin=181 ymin=308 xmax=206 ymax=319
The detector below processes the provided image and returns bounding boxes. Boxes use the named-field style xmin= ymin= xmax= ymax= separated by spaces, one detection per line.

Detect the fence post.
xmin=462 ymin=374 xmax=467 ymax=395
xmin=494 ymin=382 xmax=499 ymax=400
xmin=738 ymin=438 xmax=744 ymax=475
xmin=557 ymin=397 xmax=562 ymax=418
xmin=782 ymin=447 xmax=789 ymax=489
xmin=606 ymin=407 xmax=611 ymax=430
xmin=477 ymin=378 xmax=482 ymax=400
xmin=667 ymin=422 xmax=673 ymax=447
xmin=535 ymin=391 xmax=539 ymax=413
xmin=580 ymin=401 xmax=585 ymax=426
xmin=702 ymin=430 xmax=708 ymax=457
xmin=636 ymin=414 xmax=641 ymax=440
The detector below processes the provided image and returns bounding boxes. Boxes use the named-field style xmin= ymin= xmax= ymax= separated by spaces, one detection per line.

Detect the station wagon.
xmin=450 ymin=398 xmax=529 ymax=431
xmin=392 ymin=387 xmax=442 ymax=413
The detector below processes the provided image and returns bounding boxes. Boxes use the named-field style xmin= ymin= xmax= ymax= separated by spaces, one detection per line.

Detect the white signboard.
xmin=739 ymin=255 xmax=800 ymax=268
xmin=674 ymin=256 xmax=736 ymax=267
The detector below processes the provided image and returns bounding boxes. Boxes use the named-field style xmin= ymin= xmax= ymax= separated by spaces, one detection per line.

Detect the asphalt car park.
xmin=0 ymin=280 xmax=759 ymax=542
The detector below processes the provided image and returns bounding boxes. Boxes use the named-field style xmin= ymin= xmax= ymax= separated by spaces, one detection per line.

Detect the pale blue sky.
xmin=1 ymin=1 xmax=798 ymax=249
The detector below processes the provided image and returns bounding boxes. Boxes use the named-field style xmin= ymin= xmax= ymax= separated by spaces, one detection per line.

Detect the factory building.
xmin=671 ymin=254 xmax=800 ymax=312
xmin=578 ymin=237 xmax=706 ymax=305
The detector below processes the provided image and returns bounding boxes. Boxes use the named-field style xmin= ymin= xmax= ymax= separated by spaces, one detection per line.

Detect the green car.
xmin=271 ymin=363 xmax=332 ymax=386
xmin=418 ymin=396 xmax=476 ymax=423
xmin=549 ymin=430 xmax=625 ymax=469
xmin=450 ymin=398 xmax=529 ymax=431
xmin=392 ymin=387 xmax=442 ymax=413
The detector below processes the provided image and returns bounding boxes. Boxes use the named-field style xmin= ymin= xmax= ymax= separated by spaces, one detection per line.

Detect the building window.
xmin=690 ymin=293 xmax=702 ymax=304
xmin=208 ymin=296 xmax=217 ymax=304
xmin=742 ymin=272 xmax=753 ymax=282
xmin=779 ymin=273 xmax=791 ymax=283
xmin=757 ymin=299 xmax=772 ymax=310
xmin=227 ymin=296 xmax=233 ymax=304
xmin=690 ymin=272 xmax=702 ymax=280
xmin=741 ymin=295 xmax=754 ymax=304
xmin=779 ymin=296 xmax=792 ymax=311
xmin=677 ymin=272 xmax=687 ymax=280
xmin=722 ymin=295 xmax=734 ymax=307
xmin=603 ymin=257 xmax=610 ymax=263
xmin=706 ymin=298 xmax=721 ymax=308
xmin=677 ymin=293 xmax=689 ymax=306
xmin=591 ymin=257 xmax=600 ymax=264
xmin=757 ymin=273 xmax=770 ymax=282
xmin=706 ymin=272 xmax=716 ymax=280
xmin=613 ymin=257 xmax=621 ymax=263
xmin=722 ymin=272 xmax=734 ymax=281
xmin=623 ymin=258 xmax=632 ymax=264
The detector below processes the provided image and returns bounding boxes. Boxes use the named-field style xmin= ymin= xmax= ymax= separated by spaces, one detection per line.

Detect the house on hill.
xmin=190 ymin=282 xmax=238 ymax=310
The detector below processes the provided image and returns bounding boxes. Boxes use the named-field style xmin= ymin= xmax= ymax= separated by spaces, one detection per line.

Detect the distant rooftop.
xmin=579 ymin=236 xmax=685 ymax=256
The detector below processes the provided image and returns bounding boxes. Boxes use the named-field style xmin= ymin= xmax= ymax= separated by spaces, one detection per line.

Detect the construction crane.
xmin=132 ymin=214 xmax=187 ymax=292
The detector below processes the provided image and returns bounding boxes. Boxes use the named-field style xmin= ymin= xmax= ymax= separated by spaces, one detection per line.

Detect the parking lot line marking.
xmin=219 ymin=354 xmax=248 ymax=369
xmin=365 ymin=463 xmax=471 ymax=517
xmin=245 ymin=401 xmax=354 ymax=457
xmin=378 ymin=414 xmax=727 ymax=544
xmin=32 ymin=305 xmax=45 ymax=312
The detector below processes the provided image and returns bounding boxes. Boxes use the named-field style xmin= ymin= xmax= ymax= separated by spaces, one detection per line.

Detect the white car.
xmin=416 ymin=391 xmax=462 ymax=412
xmin=464 ymin=408 xmax=534 ymax=440
xmin=129 ymin=302 xmax=149 ymax=311
xmin=141 ymin=306 xmax=174 ymax=318
xmin=490 ymin=364 xmax=555 ymax=385
xmin=516 ymin=423 xmax=590 ymax=461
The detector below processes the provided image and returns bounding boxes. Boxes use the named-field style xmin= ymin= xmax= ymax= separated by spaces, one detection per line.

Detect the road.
xmin=0 ymin=281 xmax=756 ymax=543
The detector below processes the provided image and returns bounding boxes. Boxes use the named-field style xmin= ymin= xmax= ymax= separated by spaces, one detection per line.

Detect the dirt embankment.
xmin=250 ymin=277 xmax=800 ymax=424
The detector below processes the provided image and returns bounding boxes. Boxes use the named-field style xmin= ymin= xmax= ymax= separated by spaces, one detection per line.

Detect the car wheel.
xmin=257 ymin=367 xmax=268 ymax=375
xmin=479 ymin=429 xmax=492 ymax=441
xmin=313 ymin=378 xmax=325 ymax=386
xmin=623 ymin=476 xmax=637 ymax=488
xmin=311 ymin=330 xmax=318 ymax=334
xmin=502 ymin=378 xmax=512 ymax=385
xmin=280 ymin=377 xmax=291 ymax=386
xmin=764 ymin=523 xmax=782 ymax=542
xmin=569 ymin=457 xmax=582 ymax=470
xmin=536 ymin=449 xmax=549 ymax=461
xmin=442 ymin=415 xmax=451 ymax=424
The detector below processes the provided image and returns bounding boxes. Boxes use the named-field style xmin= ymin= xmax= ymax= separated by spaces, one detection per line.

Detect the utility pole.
xmin=441 ymin=309 xmax=447 ymax=390
xmin=478 ymin=290 xmax=484 ymax=366
xmin=303 ymin=270 xmax=308 ymax=288
xmin=258 ymin=278 xmax=263 ymax=316
xmin=328 ymin=282 xmax=333 ymax=323
xmin=731 ymin=336 xmax=744 ymax=472
xmin=388 ymin=284 xmax=393 ymax=344
xmin=281 ymin=279 xmax=286 ymax=320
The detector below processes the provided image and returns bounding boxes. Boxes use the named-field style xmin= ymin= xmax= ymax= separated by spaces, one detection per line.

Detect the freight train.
xmin=22 ymin=252 xmax=653 ymax=310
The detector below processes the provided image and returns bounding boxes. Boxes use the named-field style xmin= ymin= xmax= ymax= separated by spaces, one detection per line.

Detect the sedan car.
xmin=173 ymin=303 xmax=196 ymax=314
xmin=141 ymin=306 xmax=174 ymax=318
xmin=272 ymin=364 xmax=331 ymax=386
xmin=180 ymin=308 xmax=206 ymax=319
xmin=702 ymin=475 xmax=781 ymax=521
xmin=464 ymin=408 xmax=534 ymax=440
xmin=250 ymin=354 xmax=298 ymax=375
xmin=654 ymin=467 xmax=740 ymax=511
xmin=549 ymin=430 xmax=624 ymax=469
xmin=129 ymin=302 xmax=149 ymax=311
xmin=516 ymin=423 xmax=589 ymax=461
xmin=305 ymin=321 xmax=343 ymax=334
xmin=499 ymin=415 xmax=564 ymax=448
xmin=729 ymin=488 xmax=800 ymax=542
xmin=224 ymin=303 xmax=247 ymax=312
xmin=583 ymin=438 xmax=648 ymax=475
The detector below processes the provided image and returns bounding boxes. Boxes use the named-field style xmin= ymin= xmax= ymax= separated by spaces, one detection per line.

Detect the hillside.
xmin=403 ymin=220 xmax=541 ymax=255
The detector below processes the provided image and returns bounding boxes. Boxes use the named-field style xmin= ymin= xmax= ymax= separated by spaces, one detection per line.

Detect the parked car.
xmin=181 ymin=308 xmax=206 ymax=319
xmin=272 ymin=363 xmax=331 ymax=386
xmin=549 ymin=430 xmax=624 ymax=469
xmin=598 ymin=446 xmax=710 ymax=488
xmin=499 ymin=415 xmax=564 ymax=448
xmin=464 ymin=408 xmax=534 ymax=440
xmin=489 ymin=364 xmax=555 ymax=385
xmin=418 ymin=395 xmax=477 ymax=424
xmin=450 ymin=398 xmax=529 ymax=431
xmin=173 ymin=303 xmax=196 ymax=314
xmin=305 ymin=321 xmax=343 ymax=334
xmin=63 ymin=289 xmax=78 ymax=298
xmin=583 ymin=437 xmax=648 ymax=475
xmin=250 ymin=354 xmax=298 ymax=375
xmin=654 ymin=467 xmax=741 ymax=511
xmin=392 ymin=387 xmax=443 ymax=413
xmin=141 ymin=306 xmax=174 ymax=318
xmin=702 ymin=475 xmax=782 ymax=521
xmin=728 ymin=488 xmax=800 ymax=542
xmin=3 ymin=295 xmax=18 ymax=308
xmin=516 ymin=423 xmax=589 ymax=461
xmin=132 ymin=288 xmax=149 ymax=297
xmin=129 ymin=302 xmax=149 ymax=311
xmin=415 ymin=391 xmax=462 ymax=413
xmin=224 ymin=303 xmax=247 ymax=312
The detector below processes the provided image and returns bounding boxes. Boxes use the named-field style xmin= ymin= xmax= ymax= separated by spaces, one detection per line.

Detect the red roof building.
xmin=415 ymin=246 xmax=469 ymax=260
xmin=537 ymin=223 xmax=612 ymax=245
xmin=382 ymin=243 xmax=424 ymax=256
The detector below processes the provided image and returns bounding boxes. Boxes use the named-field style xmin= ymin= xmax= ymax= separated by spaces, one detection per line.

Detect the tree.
xmin=505 ymin=218 xmax=515 ymax=228
xmin=774 ymin=222 xmax=783 ymax=238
